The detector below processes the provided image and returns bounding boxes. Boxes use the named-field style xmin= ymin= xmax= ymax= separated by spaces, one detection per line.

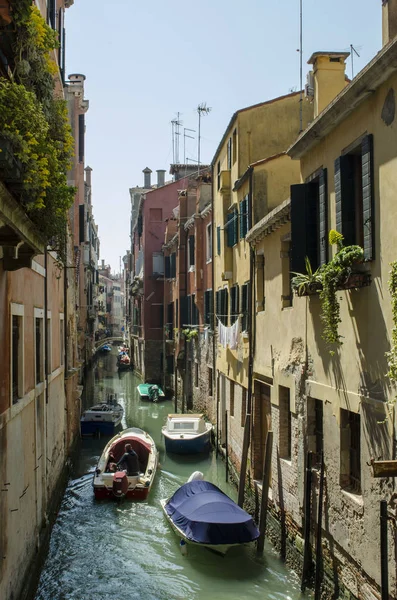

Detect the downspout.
xmin=44 ymin=248 xmax=49 ymax=405
xmin=64 ymin=245 xmax=68 ymax=375
xmin=247 ymin=170 xmax=254 ymax=416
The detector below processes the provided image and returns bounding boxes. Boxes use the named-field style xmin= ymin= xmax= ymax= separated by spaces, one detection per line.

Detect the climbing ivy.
xmin=386 ymin=261 xmax=397 ymax=400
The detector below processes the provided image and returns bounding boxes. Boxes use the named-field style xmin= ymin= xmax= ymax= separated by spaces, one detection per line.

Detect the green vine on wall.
xmin=386 ymin=261 xmax=397 ymax=401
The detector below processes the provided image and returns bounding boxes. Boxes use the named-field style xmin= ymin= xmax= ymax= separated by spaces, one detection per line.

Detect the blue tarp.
xmin=164 ymin=480 xmax=259 ymax=545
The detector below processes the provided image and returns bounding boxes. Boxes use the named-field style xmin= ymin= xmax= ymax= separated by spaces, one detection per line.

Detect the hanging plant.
xmin=291 ymin=256 xmax=323 ymax=296
xmin=386 ymin=261 xmax=397 ymax=401
xmin=182 ymin=328 xmax=198 ymax=342
xmin=320 ymin=230 xmax=364 ymax=349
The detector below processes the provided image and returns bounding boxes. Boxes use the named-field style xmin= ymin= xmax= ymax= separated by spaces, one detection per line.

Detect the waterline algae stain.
xmin=34 ymin=351 xmax=302 ymax=600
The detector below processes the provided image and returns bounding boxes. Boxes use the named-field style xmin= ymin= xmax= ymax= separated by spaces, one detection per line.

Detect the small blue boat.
xmin=100 ymin=344 xmax=112 ymax=353
xmin=161 ymin=414 xmax=212 ymax=454
xmin=161 ymin=479 xmax=260 ymax=554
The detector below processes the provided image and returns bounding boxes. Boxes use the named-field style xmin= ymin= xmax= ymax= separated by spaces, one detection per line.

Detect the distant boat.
xmin=100 ymin=344 xmax=112 ymax=353
xmin=137 ymin=383 xmax=165 ymax=402
xmin=161 ymin=478 xmax=260 ymax=555
xmin=80 ymin=395 xmax=123 ymax=436
xmin=117 ymin=352 xmax=132 ymax=370
xmin=93 ymin=427 xmax=158 ymax=500
xmin=162 ymin=414 xmax=212 ymax=454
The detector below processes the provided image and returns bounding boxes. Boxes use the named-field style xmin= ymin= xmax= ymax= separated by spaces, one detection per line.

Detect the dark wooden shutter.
xmin=334 ymin=155 xmax=355 ymax=246
xmin=209 ymin=290 xmax=214 ymax=329
xmin=239 ymin=200 xmax=244 ymax=239
xmin=79 ymin=205 xmax=85 ymax=243
xmin=361 ymin=134 xmax=374 ymax=260
xmin=291 ymin=183 xmax=319 ymax=274
xmin=164 ymin=256 xmax=170 ymax=278
xmin=217 ymin=226 xmax=221 ymax=255
xmin=233 ymin=207 xmax=239 ymax=244
xmin=48 ymin=0 xmax=56 ymax=29
xmin=189 ymin=235 xmax=195 ymax=266
xmin=226 ymin=212 xmax=234 ymax=247
xmin=216 ymin=291 xmax=220 ymax=325
xmin=222 ymin=289 xmax=229 ymax=326
xmin=227 ymin=138 xmax=232 ymax=170
xmin=318 ymin=168 xmax=328 ymax=265
xmin=180 ymin=296 xmax=189 ymax=328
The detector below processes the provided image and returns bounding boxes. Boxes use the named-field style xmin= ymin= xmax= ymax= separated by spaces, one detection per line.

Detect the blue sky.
xmin=66 ymin=0 xmax=381 ymax=273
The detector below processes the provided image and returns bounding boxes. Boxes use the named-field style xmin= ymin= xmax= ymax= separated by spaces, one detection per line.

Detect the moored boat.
xmin=137 ymin=383 xmax=165 ymax=402
xmin=80 ymin=395 xmax=123 ymax=436
xmin=99 ymin=343 xmax=112 ymax=353
xmin=93 ymin=427 xmax=158 ymax=500
xmin=161 ymin=478 xmax=260 ymax=555
xmin=162 ymin=414 xmax=212 ymax=454
xmin=117 ymin=352 xmax=131 ymax=370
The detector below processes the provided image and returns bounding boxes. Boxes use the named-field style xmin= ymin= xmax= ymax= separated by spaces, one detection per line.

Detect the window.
xmin=35 ymin=311 xmax=44 ymax=385
xmin=281 ymin=237 xmax=293 ymax=308
xmin=149 ymin=208 xmax=162 ymax=222
xmin=340 ymin=409 xmax=361 ymax=494
xmin=307 ymin=398 xmax=323 ymax=467
xmin=47 ymin=0 xmax=56 ymax=29
xmin=232 ymin=129 xmax=237 ymax=164
xmin=256 ymin=253 xmax=265 ymax=311
xmin=230 ymin=381 xmax=235 ymax=416
xmin=226 ymin=208 xmax=238 ymax=247
xmin=227 ymin=137 xmax=232 ymax=170
xmin=217 ymin=226 xmax=221 ymax=255
xmin=164 ymin=255 xmax=171 ymax=278
xmin=206 ymin=223 xmax=212 ymax=261
xmin=195 ymin=362 xmax=199 ymax=388
xmin=290 ymin=168 xmax=328 ymax=274
xmin=152 ymin=252 xmax=164 ymax=275
xmin=188 ymin=235 xmax=195 ymax=269
xmin=60 ymin=314 xmax=64 ymax=367
xmin=170 ymin=252 xmax=176 ymax=278
xmin=46 ymin=314 xmax=52 ymax=375
xmin=217 ymin=161 xmax=221 ymax=190
xmin=241 ymin=387 xmax=247 ymax=427
xmin=166 ymin=355 xmax=174 ymax=374
xmin=334 ymin=134 xmax=374 ymax=259
xmin=230 ymin=284 xmax=239 ymax=323
xmin=208 ymin=367 xmax=213 ymax=397
xmin=11 ymin=305 xmax=24 ymax=404
xmin=204 ymin=289 xmax=213 ymax=329
xmin=216 ymin=288 xmax=228 ymax=326
xmin=241 ymin=283 xmax=250 ymax=331
xmin=239 ymin=195 xmax=250 ymax=238
xmin=279 ymin=386 xmax=291 ymax=460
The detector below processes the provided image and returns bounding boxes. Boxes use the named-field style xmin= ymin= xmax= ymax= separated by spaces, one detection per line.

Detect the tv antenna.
xmin=171 ymin=112 xmax=183 ymax=164
xmin=350 ymin=44 xmax=361 ymax=80
xmin=183 ymin=128 xmax=195 ymax=164
xmin=197 ymin=102 xmax=211 ymax=174
xmin=299 ymin=0 xmax=303 ymax=132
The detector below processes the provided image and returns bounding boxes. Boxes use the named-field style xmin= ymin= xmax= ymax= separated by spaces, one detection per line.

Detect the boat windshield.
xmin=172 ymin=422 xmax=196 ymax=431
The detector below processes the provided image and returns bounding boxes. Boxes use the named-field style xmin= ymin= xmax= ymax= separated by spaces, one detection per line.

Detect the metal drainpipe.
xmin=44 ymin=248 xmax=49 ymax=405
xmin=63 ymin=245 xmax=68 ymax=375
xmin=247 ymin=170 xmax=254 ymax=416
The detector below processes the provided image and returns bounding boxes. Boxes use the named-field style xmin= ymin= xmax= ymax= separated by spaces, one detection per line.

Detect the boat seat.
xmin=108 ymin=439 xmax=150 ymax=472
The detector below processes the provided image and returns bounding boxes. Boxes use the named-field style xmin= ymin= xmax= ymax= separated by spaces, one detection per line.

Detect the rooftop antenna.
xmin=183 ymin=128 xmax=195 ymax=164
xmin=197 ymin=102 xmax=211 ymax=175
xmin=171 ymin=112 xmax=182 ymax=164
xmin=299 ymin=0 xmax=303 ymax=133
xmin=350 ymin=44 xmax=360 ymax=79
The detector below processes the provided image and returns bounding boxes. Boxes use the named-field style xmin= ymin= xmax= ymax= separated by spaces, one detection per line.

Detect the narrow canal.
xmin=34 ymin=348 xmax=304 ymax=600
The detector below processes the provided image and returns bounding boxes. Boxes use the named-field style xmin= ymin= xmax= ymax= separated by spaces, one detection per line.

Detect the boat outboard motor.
xmin=112 ymin=471 xmax=129 ymax=498
xmin=148 ymin=385 xmax=160 ymax=402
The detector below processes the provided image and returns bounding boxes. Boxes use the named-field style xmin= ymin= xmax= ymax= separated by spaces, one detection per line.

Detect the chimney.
xmin=156 ymin=169 xmax=166 ymax=187
xmin=101 ymin=259 xmax=105 ymax=269
xmin=382 ymin=0 xmax=397 ymax=46
xmin=308 ymin=52 xmax=350 ymax=118
xmin=143 ymin=167 xmax=152 ymax=189
xmin=85 ymin=166 xmax=92 ymax=188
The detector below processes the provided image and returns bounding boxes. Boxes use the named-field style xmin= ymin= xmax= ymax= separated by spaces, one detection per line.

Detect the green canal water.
xmin=34 ymin=348 xmax=305 ymax=600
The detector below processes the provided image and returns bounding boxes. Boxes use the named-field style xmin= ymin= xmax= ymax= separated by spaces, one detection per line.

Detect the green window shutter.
xmin=318 ymin=168 xmax=328 ymax=265
xmin=334 ymin=155 xmax=355 ymax=246
xmin=223 ymin=289 xmax=229 ymax=326
xmin=361 ymin=134 xmax=374 ymax=260
xmin=209 ymin=290 xmax=214 ymax=329
xmin=239 ymin=200 xmax=244 ymax=239
xmin=246 ymin=194 xmax=251 ymax=233
xmin=217 ymin=226 xmax=221 ymax=255
xmin=216 ymin=291 xmax=220 ymax=325
xmin=233 ymin=207 xmax=239 ymax=244
xmin=227 ymin=213 xmax=234 ymax=247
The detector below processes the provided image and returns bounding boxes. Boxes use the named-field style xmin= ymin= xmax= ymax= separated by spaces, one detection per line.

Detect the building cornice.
xmin=246 ymin=198 xmax=291 ymax=244
xmin=163 ymin=233 xmax=178 ymax=251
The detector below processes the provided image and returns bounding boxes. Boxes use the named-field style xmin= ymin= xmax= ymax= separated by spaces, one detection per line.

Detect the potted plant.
xmin=291 ymin=256 xmax=323 ymax=297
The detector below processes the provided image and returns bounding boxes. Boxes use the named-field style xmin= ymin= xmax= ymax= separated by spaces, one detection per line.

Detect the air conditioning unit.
xmin=305 ymin=70 xmax=314 ymax=99
xmin=221 ymin=271 xmax=232 ymax=280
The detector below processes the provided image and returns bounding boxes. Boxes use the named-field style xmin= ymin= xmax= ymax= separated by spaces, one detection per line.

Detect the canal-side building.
xmin=212 ymin=91 xmax=314 ymax=475
xmin=0 ymin=3 xmax=82 ymax=600
xmin=162 ymin=171 xmax=214 ymax=418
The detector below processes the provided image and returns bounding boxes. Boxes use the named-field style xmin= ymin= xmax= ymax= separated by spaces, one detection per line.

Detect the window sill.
xmin=280 ymin=457 xmax=292 ymax=466
xmin=188 ymin=266 xmax=195 ymax=273
xmin=341 ymin=488 xmax=363 ymax=507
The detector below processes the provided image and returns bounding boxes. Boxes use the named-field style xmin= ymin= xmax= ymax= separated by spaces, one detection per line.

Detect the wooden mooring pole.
xmin=225 ymin=410 xmax=229 ymax=483
xmin=314 ymin=452 xmax=325 ymax=600
xmin=301 ymin=451 xmax=313 ymax=592
xmin=257 ymin=431 xmax=273 ymax=553
xmin=238 ymin=413 xmax=251 ymax=507
xmin=380 ymin=500 xmax=389 ymax=600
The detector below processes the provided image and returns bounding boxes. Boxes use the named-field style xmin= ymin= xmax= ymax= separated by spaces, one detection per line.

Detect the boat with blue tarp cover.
xmin=160 ymin=479 xmax=260 ymax=554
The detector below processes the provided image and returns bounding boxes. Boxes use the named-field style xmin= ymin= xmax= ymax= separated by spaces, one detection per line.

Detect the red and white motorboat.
xmin=93 ymin=427 xmax=158 ymax=500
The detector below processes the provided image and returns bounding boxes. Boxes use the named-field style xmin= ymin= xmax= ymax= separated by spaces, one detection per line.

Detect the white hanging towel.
xmin=229 ymin=317 xmax=239 ymax=350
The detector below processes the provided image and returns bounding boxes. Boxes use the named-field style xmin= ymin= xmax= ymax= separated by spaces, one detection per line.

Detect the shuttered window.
xmin=137 ymin=215 xmax=143 ymax=236
xmin=204 ymin=289 xmax=213 ymax=329
xmin=216 ymin=289 xmax=228 ymax=326
xmin=78 ymin=114 xmax=85 ymax=163
xmin=226 ymin=209 xmax=238 ymax=247
xmin=241 ymin=283 xmax=250 ymax=332
xmin=334 ymin=134 xmax=374 ymax=259
xmin=79 ymin=205 xmax=85 ymax=244
xmin=227 ymin=138 xmax=232 ymax=170
xmin=240 ymin=195 xmax=249 ymax=239
xmin=180 ymin=296 xmax=189 ymax=328
xmin=217 ymin=226 xmax=221 ymax=255
xmin=170 ymin=253 xmax=176 ymax=278
xmin=230 ymin=284 xmax=239 ymax=323
xmin=164 ymin=255 xmax=171 ymax=278
xmin=188 ymin=235 xmax=195 ymax=267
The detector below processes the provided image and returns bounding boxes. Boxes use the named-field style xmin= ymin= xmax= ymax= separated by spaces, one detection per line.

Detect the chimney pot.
xmin=383 ymin=0 xmax=397 ymax=46
xmin=307 ymin=51 xmax=350 ymax=118
xmin=142 ymin=167 xmax=152 ymax=189
xmin=156 ymin=169 xmax=166 ymax=187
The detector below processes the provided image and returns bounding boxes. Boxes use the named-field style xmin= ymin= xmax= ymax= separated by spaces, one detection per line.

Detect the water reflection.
xmin=35 ymin=347 xmax=305 ymax=600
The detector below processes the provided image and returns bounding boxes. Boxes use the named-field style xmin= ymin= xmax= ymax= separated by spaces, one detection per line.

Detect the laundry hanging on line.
xmin=217 ymin=317 xmax=240 ymax=350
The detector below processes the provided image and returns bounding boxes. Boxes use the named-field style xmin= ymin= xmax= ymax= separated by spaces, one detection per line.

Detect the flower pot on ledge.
xmin=336 ymin=271 xmax=371 ymax=291
xmin=296 ymin=282 xmax=323 ymax=297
